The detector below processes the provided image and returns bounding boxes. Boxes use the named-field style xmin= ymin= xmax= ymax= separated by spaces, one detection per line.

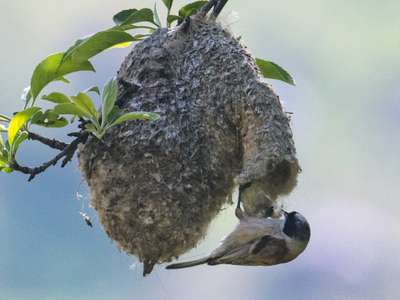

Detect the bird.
xmin=166 ymin=184 xmax=310 ymax=269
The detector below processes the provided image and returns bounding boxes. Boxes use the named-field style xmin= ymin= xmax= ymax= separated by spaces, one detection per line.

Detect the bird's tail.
xmin=166 ymin=257 xmax=210 ymax=269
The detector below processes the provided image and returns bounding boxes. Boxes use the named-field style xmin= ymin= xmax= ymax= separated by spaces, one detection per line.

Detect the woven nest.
xmin=78 ymin=13 xmax=299 ymax=275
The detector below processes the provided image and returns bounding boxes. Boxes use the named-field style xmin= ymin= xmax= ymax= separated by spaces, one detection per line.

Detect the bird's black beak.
xmin=283 ymin=210 xmax=289 ymax=218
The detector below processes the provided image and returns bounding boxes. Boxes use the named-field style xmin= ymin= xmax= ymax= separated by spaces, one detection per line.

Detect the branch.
xmin=11 ymin=132 xmax=89 ymax=181
xmin=212 ymin=0 xmax=228 ymax=17
xmin=28 ymin=131 xmax=68 ymax=150
xmin=197 ymin=0 xmax=228 ymax=18
xmin=198 ymin=0 xmax=218 ymax=17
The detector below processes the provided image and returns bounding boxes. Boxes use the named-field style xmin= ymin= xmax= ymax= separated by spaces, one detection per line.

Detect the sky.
xmin=0 ymin=0 xmax=399 ymax=299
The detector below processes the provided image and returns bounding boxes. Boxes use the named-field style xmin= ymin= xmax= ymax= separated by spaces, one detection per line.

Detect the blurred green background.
xmin=1 ymin=0 xmax=399 ymax=299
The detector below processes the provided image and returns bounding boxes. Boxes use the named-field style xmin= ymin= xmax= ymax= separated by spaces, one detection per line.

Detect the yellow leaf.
xmin=8 ymin=107 xmax=40 ymax=145
xmin=112 ymin=41 xmax=133 ymax=49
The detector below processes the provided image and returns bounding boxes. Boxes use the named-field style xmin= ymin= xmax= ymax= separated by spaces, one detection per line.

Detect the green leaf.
xmin=101 ymin=78 xmax=118 ymax=124
xmin=84 ymin=123 xmax=103 ymax=139
xmin=55 ymin=76 xmax=70 ymax=84
xmin=42 ymin=92 xmax=71 ymax=104
xmin=0 ymin=114 xmax=10 ymax=122
xmin=10 ymin=131 xmax=28 ymax=156
xmin=111 ymin=111 xmax=160 ymax=126
xmin=30 ymin=52 xmax=95 ymax=100
xmin=63 ymin=30 xmax=135 ymax=63
xmin=113 ymin=9 xmax=138 ymax=25
xmin=153 ymin=3 xmax=162 ymax=27
xmin=53 ymin=103 xmax=91 ymax=118
xmin=111 ymin=34 xmax=149 ymax=48
xmin=131 ymin=33 xmax=151 ymax=40
xmin=179 ymin=1 xmax=207 ymax=18
xmin=117 ymin=24 xmax=156 ymax=31
xmin=0 ymin=124 xmax=7 ymax=132
xmin=84 ymin=86 xmax=101 ymax=96
xmin=162 ymin=0 xmax=173 ymax=10
xmin=115 ymin=8 xmax=155 ymax=26
xmin=1 ymin=167 xmax=13 ymax=173
xmin=107 ymin=106 xmax=122 ymax=123
xmin=167 ymin=15 xmax=182 ymax=26
xmin=31 ymin=110 xmax=69 ymax=128
xmin=0 ymin=156 xmax=8 ymax=166
xmin=255 ymin=58 xmax=295 ymax=86
xmin=8 ymin=107 xmax=40 ymax=145
xmin=71 ymin=93 xmax=98 ymax=119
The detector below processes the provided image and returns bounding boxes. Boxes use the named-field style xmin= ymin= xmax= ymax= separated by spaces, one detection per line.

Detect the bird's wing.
xmin=208 ymin=244 xmax=252 ymax=265
xmin=166 ymin=218 xmax=285 ymax=269
xmin=249 ymin=235 xmax=288 ymax=261
xmin=211 ymin=235 xmax=287 ymax=266
xmin=210 ymin=217 xmax=282 ymax=259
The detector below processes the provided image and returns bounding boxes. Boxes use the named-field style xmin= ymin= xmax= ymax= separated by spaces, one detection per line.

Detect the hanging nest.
xmin=78 ymin=3 xmax=299 ymax=275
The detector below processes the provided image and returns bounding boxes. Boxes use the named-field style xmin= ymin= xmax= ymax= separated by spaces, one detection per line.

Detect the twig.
xmin=212 ymin=0 xmax=229 ymax=17
xmin=198 ymin=0 xmax=218 ymax=17
xmin=67 ymin=132 xmax=82 ymax=138
xmin=28 ymin=131 xmax=68 ymax=150
xmin=180 ymin=0 xmax=228 ymax=31
xmin=197 ymin=0 xmax=228 ymax=18
xmin=11 ymin=132 xmax=89 ymax=181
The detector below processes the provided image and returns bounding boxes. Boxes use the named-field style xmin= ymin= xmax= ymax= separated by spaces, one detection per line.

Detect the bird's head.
xmin=283 ymin=211 xmax=311 ymax=242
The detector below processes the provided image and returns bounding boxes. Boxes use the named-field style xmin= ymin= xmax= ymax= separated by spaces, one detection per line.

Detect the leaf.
xmin=10 ymin=131 xmax=28 ymax=156
xmin=112 ymin=41 xmax=133 ymax=49
xmin=1 ymin=167 xmax=13 ymax=173
xmin=0 ymin=156 xmax=8 ymax=166
xmin=153 ymin=3 xmax=162 ymax=27
xmin=101 ymin=78 xmax=119 ymax=124
xmin=53 ymin=103 xmax=91 ymax=118
xmin=84 ymin=123 xmax=103 ymax=139
xmin=30 ymin=52 xmax=95 ymax=100
xmin=113 ymin=9 xmax=138 ymax=25
xmin=0 ymin=124 xmax=7 ymax=132
xmin=117 ymin=24 xmax=156 ymax=31
xmin=0 ymin=114 xmax=10 ymax=122
xmin=115 ymin=8 xmax=155 ymax=26
xmin=71 ymin=93 xmax=98 ymax=119
xmin=132 ymin=34 xmax=151 ymax=40
xmin=42 ymin=92 xmax=71 ymax=104
xmin=255 ymin=58 xmax=295 ymax=86
xmin=162 ymin=0 xmax=173 ymax=10
xmin=8 ymin=107 xmax=40 ymax=145
xmin=56 ymin=76 xmax=70 ymax=84
xmin=111 ymin=111 xmax=160 ymax=126
xmin=111 ymin=34 xmax=149 ymax=48
xmin=179 ymin=1 xmax=207 ymax=18
xmin=62 ymin=30 xmax=135 ymax=63
xmin=107 ymin=106 xmax=122 ymax=123
xmin=31 ymin=110 xmax=69 ymax=128
xmin=84 ymin=86 xmax=101 ymax=95
xmin=167 ymin=15 xmax=182 ymax=26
